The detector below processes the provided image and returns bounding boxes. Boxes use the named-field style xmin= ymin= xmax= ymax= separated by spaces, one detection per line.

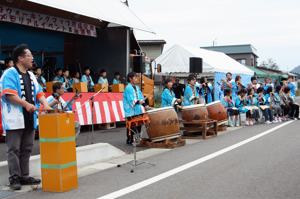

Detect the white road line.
xmin=97 ymin=121 xmax=294 ymax=199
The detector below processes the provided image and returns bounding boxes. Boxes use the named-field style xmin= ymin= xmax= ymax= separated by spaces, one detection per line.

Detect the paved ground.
xmin=5 ymin=120 xmax=300 ymax=199
xmin=0 ymin=124 xmax=146 ymax=162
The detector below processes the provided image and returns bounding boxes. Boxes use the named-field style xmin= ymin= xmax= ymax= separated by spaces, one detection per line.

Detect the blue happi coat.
xmin=46 ymin=95 xmax=72 ymax=111
xmin=197 ymin=84 xmax=213 ymax=104
xmin=53 ymin=75 xmax=64 ymax=82
xmin=0 ymin=67 xmax=44 ymax=131
xmin=231 ymin=82 xmax=238 ymax=101
xmin=81 ymin=75 xmax=95 ymax=88
xmin=113 ymin=78 xmax=121 ymax=84
xmin=123 ymin=83 xmax=145 ymax=117
xmin=246 ymin=96 xmax=258 ymax=106
xmin=235 ymin=96 xmax=249 ymax=113
xmin=221 ymin=96 xmax=234 ymax=108
xmin=98 ymin=77 xmax=108 ymax=84
xmin=183 ymin=84 xmax=199 ymax=106
xmin=161 ymin=88 xmax=177 ymax=107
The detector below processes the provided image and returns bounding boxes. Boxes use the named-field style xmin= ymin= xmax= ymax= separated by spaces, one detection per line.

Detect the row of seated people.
xmin=35 ymin=67 xmax=124 ymax=92
xmin=221 ymin=85 xmax=299 ymax=127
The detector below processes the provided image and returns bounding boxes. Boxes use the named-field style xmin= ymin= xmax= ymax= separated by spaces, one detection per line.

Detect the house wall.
xmin=227 ymin=53 xmax=257 ymax=67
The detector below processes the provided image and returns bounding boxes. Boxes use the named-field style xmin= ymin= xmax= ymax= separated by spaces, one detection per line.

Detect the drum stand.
xmin=118 ymin=124 xmax=155 ymax=173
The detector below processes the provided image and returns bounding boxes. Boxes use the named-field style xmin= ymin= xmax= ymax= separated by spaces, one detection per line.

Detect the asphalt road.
xmin=8 ymin=119 xmax=300 ymax=199
xmin=0 ymin=125 xmax=145 ymax=162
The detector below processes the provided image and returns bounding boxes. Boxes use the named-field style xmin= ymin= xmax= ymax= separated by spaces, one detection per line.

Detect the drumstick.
xmin=74 ymin=87 xmax=107 ymax=113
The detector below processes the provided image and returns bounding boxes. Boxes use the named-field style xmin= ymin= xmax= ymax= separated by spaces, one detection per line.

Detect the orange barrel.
xmin=146 ymin=107 xmax=180 ymax=140
xmin=46 ymin=82 xmax=55 ymax=93
xmin=73 ymin=82 xmax=88 ymax=92
xmin=39 ymin=112 xmax=78 ymax=192
xmin=94 ymin=84 xmax=108 ymax=92
xmin=112 ymin=84 xmax=125 ymax=93
xmin=181 ymin=104 xmax=208 ymax=121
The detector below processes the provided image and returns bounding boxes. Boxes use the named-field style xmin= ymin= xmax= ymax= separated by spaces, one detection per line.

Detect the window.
xmin=237 ymin=59 xmax=246 ymax=65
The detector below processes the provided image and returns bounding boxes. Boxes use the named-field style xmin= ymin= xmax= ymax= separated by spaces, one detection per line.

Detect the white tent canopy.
xmin=154 ymin=45 xmax=254 ymax=75
xmin=27 ymin=0 xmax=153 ymax=33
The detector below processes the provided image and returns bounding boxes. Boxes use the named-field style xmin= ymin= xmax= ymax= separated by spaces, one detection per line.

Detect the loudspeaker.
xmin=189 ymin=57 xmax=203 ymax=73
xmin=132 ymin=56 xmax=144 ymax=73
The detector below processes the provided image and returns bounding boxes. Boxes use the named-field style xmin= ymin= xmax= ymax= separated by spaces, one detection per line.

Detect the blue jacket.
xmin=53 ymin=76 xmax=64 ymax=82
xmin=197 ymin=84 xmax=213 ymax=104
xmin=113 ymin=78 xmax=121 ymax=84
xmin=161 ymin=88 xmax=176 ymax=107
xmin=221 ymin=96 xmax=234 ymax=108
xmin=183 ymin=84 xmax=199 ymax=106
xmin=123 ymin=83 xmax=145 ymax=117
xmin=288 ymin=82 xmax=296 ymax=97
xmin=235 ymin=96 xmax=248 ymax=113
xmin=0 ymin=67 xmax=44 ymax=130
xmin=81 ymin=75 xmax=95 ymax=88
xmin=98 ymin=77 xmax=108 ymax=84
xmin=46 ymin=95 xmax=72 ymax=111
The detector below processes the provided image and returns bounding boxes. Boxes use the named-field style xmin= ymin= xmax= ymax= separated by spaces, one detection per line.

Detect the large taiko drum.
xmin=206 ymin=101 xmax=227 ymax=122
xmin=146 ymin=107 xmax=180 ymax=140
xmin=181 ymin=104 xmax=208 ymax=121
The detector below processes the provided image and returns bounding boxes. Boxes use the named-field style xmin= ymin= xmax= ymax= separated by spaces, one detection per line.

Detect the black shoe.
xmin=9 ymin=176 xmax=21 ymax=191
xmin=20 ymin=176 xmax=41 ymax=185
xmin=126 ymin=139 xmax=133 ymax=145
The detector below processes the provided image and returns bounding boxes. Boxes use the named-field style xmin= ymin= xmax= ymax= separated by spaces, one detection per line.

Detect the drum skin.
xmin=182 ymin=104 xmax=208 ymax=121
xmin=147 ymin=107 xmax=180 ymax=140
xmin=206 ymin=101 xmax=227 ymax=122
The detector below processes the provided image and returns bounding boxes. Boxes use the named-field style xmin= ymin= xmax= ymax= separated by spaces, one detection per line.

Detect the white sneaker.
xmin=272 ymin=120 xmax=278 ymax=123
xmin=278 ymin=118 xmax=282 ymax=122
xmin=265 ymin=121 xmax=272 ymax=124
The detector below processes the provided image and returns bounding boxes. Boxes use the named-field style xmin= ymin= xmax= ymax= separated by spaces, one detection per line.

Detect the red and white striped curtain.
xmin=47 ymin=93 xmax=125 ymax=125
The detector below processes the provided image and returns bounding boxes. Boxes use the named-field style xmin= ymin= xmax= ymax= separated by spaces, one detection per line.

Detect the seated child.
xmin=284 ymin=87 xmax=299 ymax=120
xmin=222 ymin=89 xmax=239 ymax=127
xmin=246 ymin=88 xmax=260 ymax=125
xmin=269 ymin=86 xmax=283 ymax=122
xmin=257 ymin=87 xmax=273 ymax=124
xmin=235 ymin=88 xmax=251 ymax=126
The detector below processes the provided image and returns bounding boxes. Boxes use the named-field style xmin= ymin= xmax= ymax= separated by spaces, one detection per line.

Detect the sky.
xmin=129 ymin=0 xmax=300 ymax=71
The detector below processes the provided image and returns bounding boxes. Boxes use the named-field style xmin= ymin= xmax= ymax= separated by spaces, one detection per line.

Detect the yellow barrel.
xmin=39 ymin=112 xmax=78 ymax=192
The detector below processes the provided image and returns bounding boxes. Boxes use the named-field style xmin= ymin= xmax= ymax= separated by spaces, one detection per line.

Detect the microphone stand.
xmin=84 ymin=87 xmax=106 ymax=145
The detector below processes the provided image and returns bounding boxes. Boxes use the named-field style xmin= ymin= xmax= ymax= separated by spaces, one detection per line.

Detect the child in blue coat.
xmin=183 ymin=75 xmax=199 ymax=106
xmin=161 ymin=78 xmax=182 ymax=111
xmin=257 ymin=87 xmax=273 ymax=124
xmin=222 ymin=89 xmax=239 ymax=127
xmin=123 ymin=72 xmax=146 ymax=144
xmin=81 ymin=67 xmax=94 ymax=92
xmin=235 ymin=88 xmax=250 ymax=126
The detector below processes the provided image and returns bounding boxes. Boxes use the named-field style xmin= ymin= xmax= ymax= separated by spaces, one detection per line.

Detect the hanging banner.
xmin=0 ymin=5 xmax=97 ymax=37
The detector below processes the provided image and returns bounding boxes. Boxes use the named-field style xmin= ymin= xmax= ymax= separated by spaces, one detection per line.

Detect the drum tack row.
xmin=138 ymin=101 xmax=228 ymax=148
